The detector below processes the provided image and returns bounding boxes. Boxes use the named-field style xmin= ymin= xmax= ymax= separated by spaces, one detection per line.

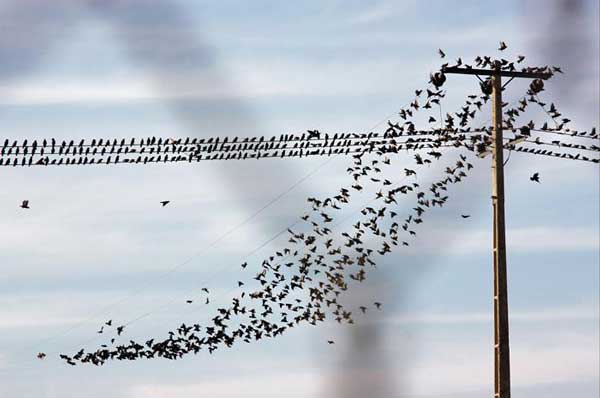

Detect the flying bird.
xmin=530 ymin=172 xmax=541 ymax=183
xmin=20 ymin=200 xmax=29 ymax=209
xmin=160 ymin=200 xmax=170 ymax=207
xmin=461 ymin=214 xmax=471 ymax=219
xmin=438 ymin=48 xmax=446 ymax=58
xmin=37 ymin=352 xmax=46 ymax=360
xmin=498 ymin=41 xmax=507 ymax=51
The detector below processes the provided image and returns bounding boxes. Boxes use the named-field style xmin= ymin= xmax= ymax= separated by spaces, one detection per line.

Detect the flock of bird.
xmin=0 ymin=128 xmax=484 ymax=168
xmin=0 ymin=127 xmax=597 ymax=169
xmin=21 ymin=45 xmax=597 ymax=366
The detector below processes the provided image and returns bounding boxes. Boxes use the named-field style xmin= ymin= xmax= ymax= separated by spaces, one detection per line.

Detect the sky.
xmin=0 ymin=1 xmax=598 ymax=397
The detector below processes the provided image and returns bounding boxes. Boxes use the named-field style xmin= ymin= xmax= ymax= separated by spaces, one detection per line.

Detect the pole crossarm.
xmin=442 ymin=66 xmax=553 ymax=80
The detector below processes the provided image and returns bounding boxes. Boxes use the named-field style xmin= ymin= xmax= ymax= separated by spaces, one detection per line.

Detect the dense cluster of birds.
xmin=0 ymin=130 xmax=597 ymax=170
xmin=0 ymin=128 xmax=483 ymax=167
xmin=24 ymin=45 xmax=598 ymax=366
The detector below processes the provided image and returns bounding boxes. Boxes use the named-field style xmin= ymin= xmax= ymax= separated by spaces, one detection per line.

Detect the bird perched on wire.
xmin=20 ymin=200 xmax=30 ymax=209
xmin=530 ymin=172 xmax=541 ymax=183
xmin=307 ymin=130 xmax=321 ymax=139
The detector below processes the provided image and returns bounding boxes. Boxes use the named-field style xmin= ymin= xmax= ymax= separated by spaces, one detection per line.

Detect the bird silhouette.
xmin=530 ymin=172 xmax=541 ymax=183
xmin=160 ymin=200 xmax=170 ymax=207
xmin=20 ymin=200 xmax=30 ymax=209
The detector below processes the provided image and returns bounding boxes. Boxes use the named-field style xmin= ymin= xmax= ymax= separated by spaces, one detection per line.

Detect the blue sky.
xmin=0 ymin=1 xmax=598 ymax=397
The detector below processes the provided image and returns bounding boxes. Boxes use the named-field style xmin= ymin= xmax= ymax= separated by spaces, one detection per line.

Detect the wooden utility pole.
xmin=491 ymin=73 xmax=510 ymax=397
xmin=442 ymin=64 xmax=551 ymax=398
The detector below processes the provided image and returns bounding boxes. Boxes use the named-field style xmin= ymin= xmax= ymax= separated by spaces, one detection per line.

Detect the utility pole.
xmin=442 ymin=64 xmax=551 ymax=398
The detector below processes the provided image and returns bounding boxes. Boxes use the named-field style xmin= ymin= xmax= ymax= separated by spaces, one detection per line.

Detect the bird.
xmin=530 ymin=172 xmax=540 ymax=183
xmin=116 ymin=326 xmax=125 ymax=336
xmin=307 ymin=130 xmax=321 ymax=139
xmin=241 ymin=262 xmax=248 ymax=269
xmin=374 ymin=302 xmax=382 ymax=310
xmin=438 ymin=48 xmax=446 ymax=58
xmin=327 ymin=340 xmax=335 ymax=345
xmin=20 ymin=200 xmax=29 ymax=209
xmin=461 ymin=214 xmax=471 ymax=219
xmin=186 ymin=300 xmax=193 ymax=304
xmin=498 ymin=41 xmax=507 ymax=51
xmin=37 ymin=352 xmax=46 ymax=360
xmin=201 ymin=288 xmax=209 ymax=294
xmin=105 ymin=320 xmax=112 ymax=326
xmin=160 ymin=200 xmax=170 ymax=207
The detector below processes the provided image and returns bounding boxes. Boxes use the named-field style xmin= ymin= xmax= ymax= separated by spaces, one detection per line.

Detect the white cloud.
xmin=130 ymin=371 xmax=321 ymax=398
xmin=406 ymin=333 xmax=599 ymax=397
xmin=0 ymin=56 xmax=419 ymax=105
xmin=411 ymin=226 xmax=599 ymax=255
xmin=386 ymin=305 xmax=599 ymax=326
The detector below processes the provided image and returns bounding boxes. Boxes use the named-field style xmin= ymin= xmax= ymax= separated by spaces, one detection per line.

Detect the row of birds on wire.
xmin=22 ymin=46 xmax=596 ymax=366
xmin=0 ymin=124 xmax=598 ymax=167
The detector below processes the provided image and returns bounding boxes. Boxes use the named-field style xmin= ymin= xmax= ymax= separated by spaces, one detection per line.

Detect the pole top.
xmin=442 ymin=66 xmax=552 ymax=80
